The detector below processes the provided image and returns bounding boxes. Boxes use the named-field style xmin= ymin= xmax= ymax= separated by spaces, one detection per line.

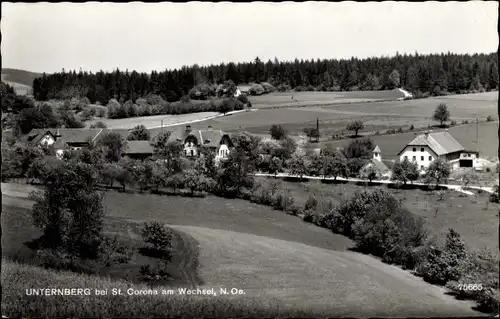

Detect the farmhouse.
xmin=361 ymin=145 xmax=391 ymax=178
xmin=24 ymin=128 xmax=129 ymax=159
xmin=167 ymin=125 xmax=233 ymax=163
xmin=397 ymin=130 xmax=480 ymax=171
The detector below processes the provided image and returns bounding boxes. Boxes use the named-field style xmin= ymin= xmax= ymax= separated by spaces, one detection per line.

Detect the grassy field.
xmin=314 ymin=121 xmax=499 ymax=161
xmin=86 ymin=111 xmax=220 ymax=129
xmin=247 ymin=89 xmax=406 ymax=108
xmin=156 ymin=91 xmax=497 ymax=142
xmin=1 ymin=187 xmax=482 ymax=317
xmin=256 ymin=178 xmax=499 ymax=254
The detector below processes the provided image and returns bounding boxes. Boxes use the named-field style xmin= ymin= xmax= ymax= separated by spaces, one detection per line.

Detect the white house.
xmin=167 ymin=125 xmax=233 ymax=164
xmin=397 ymin=130 xmax=479 ymax=171
xmin=360 ymin=145 xmax=391 ymax=179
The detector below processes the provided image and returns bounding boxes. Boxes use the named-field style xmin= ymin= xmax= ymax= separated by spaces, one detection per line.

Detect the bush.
xmin=462 ymin=119 xmax=469 ymax=124
xmin=409 ymin=124 xmax=414 ymax=131
xmin=99 ymin=235 xmax=133 ymax=267
xmin=396 ymin=127 xmax=403 ymax=133
xmin=140 ymin=222 xmax=172 ymax=252
xmin=417 ymin=228 xmax=467 ymax=285
xmin=486 ymin=115 xmax=494 ymax=122
xmin=489 ymin=186 xmax=499 ymax=203
xmin=90 ymin=121 xmax=107 ymax=129
xmin=450 ymin=120 xmax=457 ymax=126
xmin=139 ymin=263 xmax=170 ymax=282
xmin=261 ymin=82 xmax=276 ymax=93
xmin=249 ymin=84 xmax=265 ymax=96
xmin=304 ymin=194 xmax=318 ymax=212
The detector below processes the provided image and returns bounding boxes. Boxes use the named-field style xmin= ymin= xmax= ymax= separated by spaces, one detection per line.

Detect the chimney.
xmin=424 ymin=131 xmax=429 ymax=138
xmin=208 ymin=125 xmax=213 ymax=131
xmin=185 ymin=125 xmax=192 ymax=134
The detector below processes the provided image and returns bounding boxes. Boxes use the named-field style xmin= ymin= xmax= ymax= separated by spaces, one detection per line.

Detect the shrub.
xmin=409 ymin=124 xmax=414 ymax=131
xmin=97 ymin=108 xmax=106 ymax=118
xmin=90 ymin=121 xmax=107 ymax=129
xmin=249 ymin=84 xmax=265 ymax=96
xmin=304 ymin=194 xmax=318 ymax=212
xmin=140 ymin=222 xmax=172 ymax=252
xmin=489 ymin=186 xmax=499 ymax=203
xmin=450 ymin=120 xmax=457 ymax=126
xmin=417 ymin=228 xmax=467 ymax=285
xmin=396 ymin=127 xmax=403 ymax=133
xmin=462 ymin=119 xmax=469 ymax=124
xmin=99 ymin=235 xmax=133 ymax=267
xmin=261 ymin=82 xmax=277 ymax=93
xmin=486 ymin=115 xmax=494 ymax=122
xmin=139 ymin=263 xmax=170 ymax=282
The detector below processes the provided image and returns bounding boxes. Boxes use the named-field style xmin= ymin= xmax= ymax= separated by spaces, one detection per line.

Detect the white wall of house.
xmin=39 ymin=134 xmax=55 ymax=147
xmin=399 ymin=145 xmax=438 ymax=170
xmin=55 ymin=149 xmax=65 ymax=159
xmin=216 ymin=144 xmax=230 ymax=160
xmin=460 ymin=152 xmax=478 ymax=160
xmin=184 ymin=140 xmax=198 ymax=157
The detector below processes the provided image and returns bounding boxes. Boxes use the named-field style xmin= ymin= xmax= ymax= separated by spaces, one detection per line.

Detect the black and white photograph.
xmin=1 ymin=1 xmax=499 ymax=317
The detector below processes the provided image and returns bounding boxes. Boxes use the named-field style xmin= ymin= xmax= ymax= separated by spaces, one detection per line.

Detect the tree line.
xmin=31 ymin=53 xmax=498 ymax=104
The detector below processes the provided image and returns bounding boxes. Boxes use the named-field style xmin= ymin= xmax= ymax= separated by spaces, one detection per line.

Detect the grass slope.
xmin=1 ymin=68 xmax=42 ymax=95
xmin=168 ymin=225 xmax=479 ymax=317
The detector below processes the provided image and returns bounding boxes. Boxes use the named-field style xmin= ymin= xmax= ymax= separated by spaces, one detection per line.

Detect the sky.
xmin=1 ymin=1 xmax=498 ymax=74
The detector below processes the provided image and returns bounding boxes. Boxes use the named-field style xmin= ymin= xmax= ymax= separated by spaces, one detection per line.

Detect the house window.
xmin=404 ymin=156 xmax=408 ymax=160
xmin=412 ymin=156 xmax=416 ymax=161
xmin=420 ymin=165 xmax=424 ymax=170
xmin=429 ymin=156 xmax=432 ymax=161
xmin=421 ymin=156 xmax=424 ymax=161
xmin=413 ymin=148 xmax=416 ymax=152
xmin=420 ymin=148 xmax=424 ymax=152
xmin=190 ymin=150 xmax=194 ymax=156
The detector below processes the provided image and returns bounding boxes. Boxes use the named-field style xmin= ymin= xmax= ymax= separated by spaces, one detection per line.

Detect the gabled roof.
xmin=124 ymin=140 xmax=154 ymax=154
xmin=366 ymin=158 xmax=390 ymax=173
xmin=373 ymin=145 xmax=381 ymax=153
xmin=398 ymin=131 xmax=464 ymax=156
xmin=26 ymin=128 xmax=104 ymax=145
xmin=167 ymin=127 xmax=230 ymax=148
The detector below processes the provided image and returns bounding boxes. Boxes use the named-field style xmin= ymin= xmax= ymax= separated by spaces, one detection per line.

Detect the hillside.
xmin=1 ymin=68 xmax=42 ymax=95
xmin=1 ymin=68 xmax=42 ymax=86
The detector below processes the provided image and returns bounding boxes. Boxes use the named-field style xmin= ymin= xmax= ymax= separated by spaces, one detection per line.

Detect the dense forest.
xmin=32 ymin=52 xmax=498 ymax=104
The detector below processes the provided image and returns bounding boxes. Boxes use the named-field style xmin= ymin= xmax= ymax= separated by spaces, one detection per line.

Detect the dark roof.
xmin=398 ymin=131 xmax=464 ymax=156
xmin=167 ymin=127 xmax=229 ymax=148
xmin=124 ymin=140 xmax=154 ymax=154
xmin=26 ymin=128 xmax=104 ymax=144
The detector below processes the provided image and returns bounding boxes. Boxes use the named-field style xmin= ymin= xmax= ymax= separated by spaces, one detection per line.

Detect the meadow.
xmin=0 ymin=184 xmax=484 ymax=317
xmin=255 ymin=178 xmax=499 ymax=254
xmin=151 ymin=91 xmax=497 ymax=140
xmin=247 ymin=89 xmax=406 ymax=108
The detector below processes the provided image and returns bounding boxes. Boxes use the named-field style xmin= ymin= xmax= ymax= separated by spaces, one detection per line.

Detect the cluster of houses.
xmin=24 ymin=125 xmax=234 ymax=164
xmin=24 ymin=124 xmax=485 ymax=177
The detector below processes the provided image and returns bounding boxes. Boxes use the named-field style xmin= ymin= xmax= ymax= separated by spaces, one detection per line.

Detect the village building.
xmin=166 ymin=125 xmax=233 ymax=163
xmin=24 ymin=128 xmax=129 ymax=159
xmin=123 ymin=140 xmax=154 ymax=160
xmin=360 ymin=145 xmax=391 ymax=179
xmin=397 ymin=130 xmax=480 ymax=171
